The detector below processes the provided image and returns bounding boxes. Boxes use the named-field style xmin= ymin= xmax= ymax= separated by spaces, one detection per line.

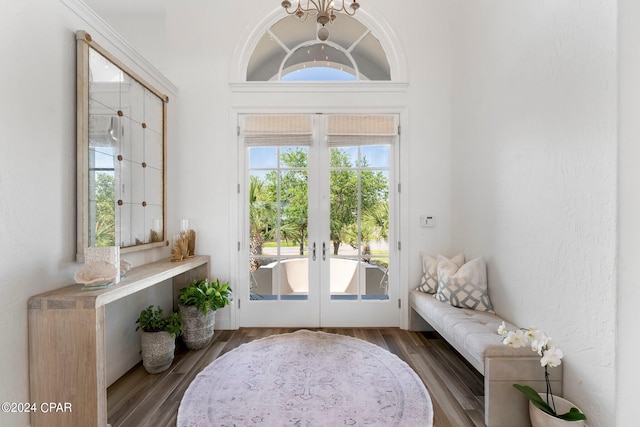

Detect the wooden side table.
xmin=28 ymin=255 xmax=209 ymax=427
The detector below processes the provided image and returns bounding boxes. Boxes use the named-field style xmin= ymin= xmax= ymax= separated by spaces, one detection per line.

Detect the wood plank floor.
xmin=107 ymin=328 xmax=486 ymax=427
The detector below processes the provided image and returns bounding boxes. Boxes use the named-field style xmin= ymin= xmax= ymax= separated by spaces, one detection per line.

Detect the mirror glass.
xmin=77 ymin=31 xmax=166 ymax=260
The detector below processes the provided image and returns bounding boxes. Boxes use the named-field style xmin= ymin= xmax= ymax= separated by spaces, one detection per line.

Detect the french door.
xmin=240 ymin=114 xmax=399 ymax=327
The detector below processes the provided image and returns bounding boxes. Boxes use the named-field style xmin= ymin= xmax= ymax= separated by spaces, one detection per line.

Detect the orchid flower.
xmin=541 ymin=345 xmax=564 ymax=368
xmin=529 ymin=329 xmax=550 ymax=355
xmin=497 ymin=321 xmax=508 ymax=335
xmin=502 ymin=329 xmax=527 ymax=348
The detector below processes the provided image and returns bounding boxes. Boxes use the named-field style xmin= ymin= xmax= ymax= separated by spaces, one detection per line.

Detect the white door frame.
xmin=231 ymin=101 xmax=409 ymax=328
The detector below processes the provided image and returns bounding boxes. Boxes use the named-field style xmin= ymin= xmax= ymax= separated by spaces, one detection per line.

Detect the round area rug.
xmin=177 ymin=330 xmax=433 ymax=427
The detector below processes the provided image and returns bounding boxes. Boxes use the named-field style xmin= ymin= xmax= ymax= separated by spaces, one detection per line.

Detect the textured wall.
xmin=617 ymin=0 xmax=640 ymax=425
xmin=450 ymin=1 xmax=617 ymax=425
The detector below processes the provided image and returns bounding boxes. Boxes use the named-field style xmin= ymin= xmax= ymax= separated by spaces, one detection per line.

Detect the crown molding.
xmin=59 ymin=0 xmax=178 ymax=97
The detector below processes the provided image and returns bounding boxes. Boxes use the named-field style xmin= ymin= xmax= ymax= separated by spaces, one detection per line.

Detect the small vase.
xmin=529 ymin=394 xmax=585 ymax=427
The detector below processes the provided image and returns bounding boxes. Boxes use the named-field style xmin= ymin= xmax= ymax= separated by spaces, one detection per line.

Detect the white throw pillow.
xmin=435 ymin=256 xmax=495 ymax=313
xmin=416 ymin=252 xmax=465 ymax=294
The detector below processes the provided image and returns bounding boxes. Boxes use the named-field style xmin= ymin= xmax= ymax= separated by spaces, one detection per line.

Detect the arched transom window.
xmin=247 ymin=14 xmax=391 ymax=82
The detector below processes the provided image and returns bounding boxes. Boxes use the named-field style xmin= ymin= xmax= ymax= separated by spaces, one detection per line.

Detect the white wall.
xmin=450 ymin=1 xmax=617 ymax=426
xmin=0 ymin=3 xmax=76 ymax=425
xmin=617 ymin=1 xmax=640 ymax=426
xmin=0 ymin=2 xmax=181 ymax=424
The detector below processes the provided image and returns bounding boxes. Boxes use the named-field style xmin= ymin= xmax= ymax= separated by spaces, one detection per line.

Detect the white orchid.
xmin=502 ymin=329 xmax=528 ymax=348
xmin=497 ymin=324 xmax=584 ymax=421
xmin=497 ymin=324 xmax=556 ymax=359
xmin=541 ymin=345 xmax=564 ymax=368
xmin=497 ymin=321 xmax=508 ymax=335
xmin=528 ymin=329 xmax=550 ymax=356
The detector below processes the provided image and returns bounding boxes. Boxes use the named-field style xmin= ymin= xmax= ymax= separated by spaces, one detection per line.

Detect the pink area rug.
xmin=177 ymin=330 xmax=433 ymax=426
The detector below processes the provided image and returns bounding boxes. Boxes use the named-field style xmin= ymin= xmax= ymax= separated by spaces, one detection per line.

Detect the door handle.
xmin=322 ymin=242 xmax=327 ymax=261
xmin=312 ymin=242 xmax=316 ymax=261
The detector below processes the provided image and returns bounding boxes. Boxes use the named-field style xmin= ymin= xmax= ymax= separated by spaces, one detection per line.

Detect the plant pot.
xmin=140 ymin=330 xmax=175 ymax=374
xmin=179 ymin=304 xmax=216 ymax=350
xmin=529 ymin=394 xmax=585 ymax=427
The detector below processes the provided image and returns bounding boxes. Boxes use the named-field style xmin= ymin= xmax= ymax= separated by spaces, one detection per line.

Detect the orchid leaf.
xmin=557 ymin=407 xmax=587 ymax=421
xmin=513 ymin=384 xmax=556 ymax=416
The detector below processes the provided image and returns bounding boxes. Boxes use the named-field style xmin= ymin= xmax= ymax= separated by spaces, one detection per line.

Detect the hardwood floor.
xmin=107 ymin=328 xmax=486 ymax=427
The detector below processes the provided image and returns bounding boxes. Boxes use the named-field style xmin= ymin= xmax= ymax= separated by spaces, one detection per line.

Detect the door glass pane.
xmin=361 ymin=145 xmax=389 ymax=168
xmin=248 ymin=146 xmax=309 ymax=301
xmin=249 ymin=146 xmax=277 ymax=169
xmin=250 ymin=260 xmax=280 ymax=300
xmin=329 ymin=145 xmax=390 ymax=300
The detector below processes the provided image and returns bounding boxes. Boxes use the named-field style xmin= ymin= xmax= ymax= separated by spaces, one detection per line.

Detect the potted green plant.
xmin=498 ymin=322 xmax=587 ymax=426
xmin=135 ymin=305 xmax=182 ymax=374
xmin=178 ymin=278 xmax=232 ymax=350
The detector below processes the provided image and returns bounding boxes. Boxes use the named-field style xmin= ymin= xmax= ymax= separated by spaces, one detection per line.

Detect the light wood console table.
xmin=28 ymin=255 xmax=209 ymax=427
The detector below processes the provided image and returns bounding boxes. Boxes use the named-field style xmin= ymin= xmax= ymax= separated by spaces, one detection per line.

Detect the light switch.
xmin=420 ymin=215 xmax=435 ymax=227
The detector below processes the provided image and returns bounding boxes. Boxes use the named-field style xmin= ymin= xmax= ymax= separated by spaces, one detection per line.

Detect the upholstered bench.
xmin=410 ymin=289 xmax=562 ymax=427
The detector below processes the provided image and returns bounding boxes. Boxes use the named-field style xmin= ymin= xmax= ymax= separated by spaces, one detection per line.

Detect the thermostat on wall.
xmin=420 ymin=215 xmax=436 ymax=227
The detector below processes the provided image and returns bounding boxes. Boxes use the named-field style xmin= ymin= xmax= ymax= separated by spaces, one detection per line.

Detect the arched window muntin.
xmin=276 ymin=38 xmax=363 ymax=81
xmin=247 ymin=13 xmax=390 ymax=82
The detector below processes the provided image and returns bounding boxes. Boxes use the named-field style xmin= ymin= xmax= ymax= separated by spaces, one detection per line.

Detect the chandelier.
xmin=281 ymin=0 xmax=361 ymax=41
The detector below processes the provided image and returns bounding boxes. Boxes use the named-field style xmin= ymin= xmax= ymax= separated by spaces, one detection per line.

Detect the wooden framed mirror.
xmin=76 ymin=30 xmax=167 ymax=261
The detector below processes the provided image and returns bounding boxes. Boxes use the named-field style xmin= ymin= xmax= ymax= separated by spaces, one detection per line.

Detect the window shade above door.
xmin=327 ymin=114 xmax=399 ymax=146
xmin=241 ymin=114 xmax=313 ymax=146
xmin=240 ymin=114 xmax=399 ymax=146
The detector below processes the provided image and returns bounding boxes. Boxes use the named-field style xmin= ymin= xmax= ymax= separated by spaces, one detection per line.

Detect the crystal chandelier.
xmin=281 ymin=0 xmax=361 ymax=41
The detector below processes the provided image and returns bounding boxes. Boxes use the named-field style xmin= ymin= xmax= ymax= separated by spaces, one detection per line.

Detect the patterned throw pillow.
xmin=417 ymin=252 xmax=465 ymax=294
xmin=435 ymin=256 xmax=494 ymax=313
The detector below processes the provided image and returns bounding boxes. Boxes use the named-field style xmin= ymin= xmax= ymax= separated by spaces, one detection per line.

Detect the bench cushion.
xmin=410 ymin=290 xmax=531 ymax=374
